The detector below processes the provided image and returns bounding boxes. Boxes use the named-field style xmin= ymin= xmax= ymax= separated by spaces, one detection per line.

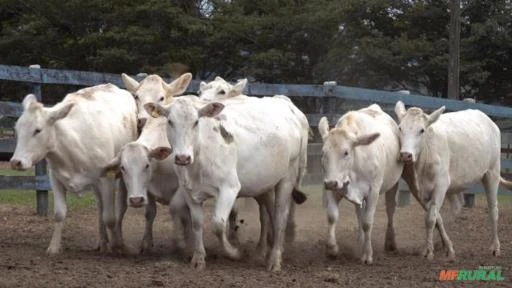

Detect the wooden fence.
xmin=1 ymin=64 xmax=512 ymax=216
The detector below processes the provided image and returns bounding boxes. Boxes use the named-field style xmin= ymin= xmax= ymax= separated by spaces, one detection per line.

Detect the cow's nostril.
xmin=175 ymin=155 xmax=191 ymax=165
xmin=129 ymin=197 xmax=144 ymax=206
xmin=324 ymin=180 xmax=338 ymax=190
xmin=343 ymin=180 xmax=350 ymax=187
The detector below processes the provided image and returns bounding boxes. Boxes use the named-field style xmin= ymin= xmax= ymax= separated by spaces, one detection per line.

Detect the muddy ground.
xmin=1 ymin=190 xmax=511 ymax=288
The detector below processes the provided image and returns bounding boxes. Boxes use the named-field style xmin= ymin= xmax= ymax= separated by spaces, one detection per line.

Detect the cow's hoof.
xmin=384 ymin=240 xmax=397 ymax=252
xmin=95 ymin=240 xmax=109 ymax=253
xmin=266 ymin=250 xmax=282 ymax=272
xmin=490 ymin=243 xmax=500 ymax=257
xmin=447 ymin=252 xmax=456 ymax=262
xmin=361 ymin=255 xmax=373 ymax=265
xmin=110 ymin=243 xmax=127 ymax=255
xmin=426 ymin=253 xmax=434 ymax=261
xmin=326 ymin=244 xmax=339 ymax=259
xmin=139 ymin=242 xmax=153 ymax=255
xmin=46 ymin=246 xmax=61 ymax=256
xmin=225 ymin=247 xmax=241 ymax=260
xmin=285 ymin=226 xmax=296 ymax=243
xmin=191 ymin=253 xmax=206 ymax=270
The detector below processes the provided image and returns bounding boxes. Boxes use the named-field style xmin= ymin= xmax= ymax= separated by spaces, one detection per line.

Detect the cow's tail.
xmin=499 ymin=176 xmax=512 ymax=190
xmin=291 ymin=120 xmax=309 ymax=205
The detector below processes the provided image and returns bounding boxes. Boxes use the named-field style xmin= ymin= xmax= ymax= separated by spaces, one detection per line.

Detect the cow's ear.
xmin=199 ymin=81 xmax=207 ymax=91
xmin=48 ymin=103 xmax=74 ymax=124
xmin=144 ymin=103 xmax=169 ymax=118
xmin=318 ymin=117 xmax=330 ymax=142
xmin=102 ymin=154 xmax=121 ymax=179
xmin=121 ymin=73 xmax=140 ymax=93
xmin=229 ymin=79 xmax=247 ymax=97
xmin=22 ymin=94 xmax=38 ymax=110
xmin=149 ymin=147 xmax=172 ymax=161
xmin=354 ymin=132 xmax=380 ymax=147
xmin=427 ymin=106 xmax=445 ymax=126
xmin=163 ymin=72 xmax=192 ymax=99
xmin=394 ymin=101 xmax=406 ymax=121
xmin=198 ymin=102 xmax=224 ymax=118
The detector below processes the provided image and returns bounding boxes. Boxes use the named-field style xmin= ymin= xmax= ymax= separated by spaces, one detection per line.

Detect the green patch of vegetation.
xmin=0 ymin=168 xmax=35 ymax=176
xmin=0 ymin=190 xmax=96 ymax=211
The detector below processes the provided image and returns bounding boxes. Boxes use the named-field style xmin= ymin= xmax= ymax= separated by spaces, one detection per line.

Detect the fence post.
xmin=29 ymin=64 xmax=48 ymax=216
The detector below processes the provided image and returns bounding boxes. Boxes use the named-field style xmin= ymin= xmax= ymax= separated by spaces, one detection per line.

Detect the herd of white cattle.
xmin=9 ymin=73 xmax=512 ymax=272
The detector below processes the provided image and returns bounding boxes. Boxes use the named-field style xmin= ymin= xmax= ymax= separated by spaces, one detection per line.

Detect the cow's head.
xmin=103 ymin=143 xmax=171 ymax=207
xmin=395 ymin=101 xmax=445 ymax=163
xmin=122 ymin=73 xmax=192 ymax=128
xmin=10 ymin=94 xmax=74 ymax=170
xmin=144 ymin=97 xmax=224 ymax=166
xmin=318 ymin=116 xmax=379 ymax=205
xmin=198 ymin=76 xmax=247 ymax=100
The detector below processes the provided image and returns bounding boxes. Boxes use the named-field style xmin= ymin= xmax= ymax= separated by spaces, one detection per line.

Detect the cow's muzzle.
xmin=175 ymin=154 xmax=192 ymax=166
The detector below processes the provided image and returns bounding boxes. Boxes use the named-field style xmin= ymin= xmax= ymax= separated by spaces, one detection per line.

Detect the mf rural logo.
xmin=437 ymin=266 xmax=505 ymax=283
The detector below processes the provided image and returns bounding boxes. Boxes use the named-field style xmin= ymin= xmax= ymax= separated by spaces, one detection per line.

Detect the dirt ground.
xmin=0 ymin=191 xmax=511 ymax=288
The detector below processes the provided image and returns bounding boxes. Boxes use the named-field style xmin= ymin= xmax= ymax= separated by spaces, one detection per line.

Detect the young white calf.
xmin=395 ymin=101 xmax=508 ymax=260
xmin=102 ymin=117 xmax=192 ymax=254
xmin=10 ymin=84 xmax=138 ymax=254
xmin=319 ymin=104 xmax=403 ymax=264
xmin=146 ymin=95 xmax=307 ymax=272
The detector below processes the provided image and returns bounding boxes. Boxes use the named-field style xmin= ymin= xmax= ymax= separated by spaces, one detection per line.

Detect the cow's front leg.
xmin=140 ymin=194 xmax=157 ymax=254
xmin=213 ymin=184 xmax=241 ymax=260
xmin=185 ymin=191 xmax=206 ymax=270
xmin=47 ymin=176 xmax=67 ymax=255
xmin=361 ymin=191 xmax=379 ymax=264
xmin=325 ymin=189 xmax=342 ymax=258
xmin=423 ymin=181 xmax=453 ymax=261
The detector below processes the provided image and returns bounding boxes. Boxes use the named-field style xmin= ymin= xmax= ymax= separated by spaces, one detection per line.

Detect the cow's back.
xmin=428 ymin=109 xmax=500 ymax=188
xmin=56 ymin=84 xmax=138 ymax=166
xmin=218 ymin=97 xmax=305 ymax=194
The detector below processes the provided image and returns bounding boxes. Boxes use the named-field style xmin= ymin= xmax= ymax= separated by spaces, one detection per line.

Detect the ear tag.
xmin=106 ymin=170 xmax=116 ymax=179
xmin=151 ymin=110 xmax=160 ymax=118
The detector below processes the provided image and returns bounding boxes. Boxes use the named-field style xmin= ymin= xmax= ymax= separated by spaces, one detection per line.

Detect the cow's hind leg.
xmin=384 ymin=182 xmax=399 ymax=252
xmin=285 ymin=201 xmax=296 ymax=243
xmin=95 ymin=179 xmax=119 ymax=253
xmin=227 ymin=203 xmax=239 ymax=245
xmin=47 ymin=177 xmax=67 ymax=255
xmin=482 ymin=168 xmax=500 ymax=256
xmin=112 ymin=179 xmax=128 ymax=254
xmin=325 ymin=189 xmax=342 ymax=258
xmin=255 ymin=190 xmax=274 ymax=259
xmin=267 ymin=180 xmax=293 ymax=272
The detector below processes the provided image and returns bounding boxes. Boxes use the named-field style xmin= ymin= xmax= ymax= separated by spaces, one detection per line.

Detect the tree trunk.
xmin=447 ymin=0 xmax=461 ymax=100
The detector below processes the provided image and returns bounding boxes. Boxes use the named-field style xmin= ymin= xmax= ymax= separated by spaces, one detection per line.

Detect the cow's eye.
xmin=33 ymin=128 xmax=42 ymax=136
xmin=134 ymin=95 xmax=139 ymax=100
xmin=193 ymin=120 xmax=199 ymax=128
xmin=159 ymin=97 xmax=164 ymax=102
xmin=145 ymin=164 xmax=149 ymax=169
xmin=398 ymin=127 xmax=402 ymax=132
xmin=219 ymin=90 xmax=226 ymax=95
xmin=168 ymin=120 xmax=174 ymax=127
xmin=120 ymin=166 xmax=125 ymax=171
xmin=420 ymin=128 xmax=425 ymax=134
xmin=344 ymin=151 xmax=349 ymax=156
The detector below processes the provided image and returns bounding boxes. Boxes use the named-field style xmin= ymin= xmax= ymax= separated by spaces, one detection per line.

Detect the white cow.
xmin=318 ymin=104 xmax=403 ymax=264
xmin=145 ymin=94 xmax=308 ymax=272
xmin=395 ymin=101 xmax=511 ymax=260
xmin=121 ymin=72 xmax=192 ymax=127
xmin=197 ymin=76 xmax=308 ymax=243
xmin=10 ymin=84 xmax=138 ymax=254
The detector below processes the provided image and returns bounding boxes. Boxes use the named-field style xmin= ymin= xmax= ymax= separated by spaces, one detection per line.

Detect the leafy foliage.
xmin=0 ymin=0 xmax=511 ymax=103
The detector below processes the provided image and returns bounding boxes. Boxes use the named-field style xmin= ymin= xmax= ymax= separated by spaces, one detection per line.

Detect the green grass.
xmin=0 ymin=168 xmax=96 ymax=210
xmin=0 ymin=167 xmax=35 ymax=176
